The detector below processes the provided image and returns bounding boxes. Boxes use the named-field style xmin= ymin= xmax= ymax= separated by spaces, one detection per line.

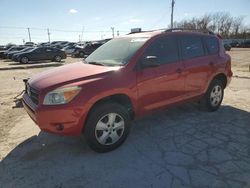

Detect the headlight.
xmin=43 ymin=86 xmax=81 ymax=105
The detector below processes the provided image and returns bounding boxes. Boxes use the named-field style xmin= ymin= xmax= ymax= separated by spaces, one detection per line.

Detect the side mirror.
xmin=141 ymin=56 xmax=160 ymax=68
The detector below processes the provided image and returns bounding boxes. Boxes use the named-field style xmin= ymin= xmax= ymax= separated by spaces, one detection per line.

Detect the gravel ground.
xmin=0 ymin=50 xmax=250 ymax=188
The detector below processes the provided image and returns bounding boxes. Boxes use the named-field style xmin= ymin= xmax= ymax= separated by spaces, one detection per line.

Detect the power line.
xmin=0 ymin=26 xmax=128 ymax=33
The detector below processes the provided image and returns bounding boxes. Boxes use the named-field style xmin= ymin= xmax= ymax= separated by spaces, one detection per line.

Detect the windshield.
xmin=85 ymin=37 xmax=149 ymax=66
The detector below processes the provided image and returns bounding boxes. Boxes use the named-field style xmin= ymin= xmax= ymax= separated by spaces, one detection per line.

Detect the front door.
xmin=137 ymin=35 xmax=185 ymax=114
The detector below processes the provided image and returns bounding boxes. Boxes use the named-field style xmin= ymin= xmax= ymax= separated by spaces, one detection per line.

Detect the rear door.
xmin=180 ymin=34 xmax=210 ymax=97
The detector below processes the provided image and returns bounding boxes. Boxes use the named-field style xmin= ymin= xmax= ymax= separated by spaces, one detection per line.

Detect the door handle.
xmin=176 ymin=68 xmax=182 ymax=74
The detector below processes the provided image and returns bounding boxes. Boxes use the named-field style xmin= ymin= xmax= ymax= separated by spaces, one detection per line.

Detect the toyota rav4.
xmin=22 ymin=28 xmax=233 ymax=152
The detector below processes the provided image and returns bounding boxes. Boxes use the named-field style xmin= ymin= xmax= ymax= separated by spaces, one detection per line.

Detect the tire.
xmin=200 ymin=79 xmax=224 ymax=112
xmin=54 ymin=55 xmax=62 ymax=62
xmin=79 ymin=52 xmax=84 ymax=58
xmin=20 ymin=56 xmax=29 ymax=64
xmin=84 ymin=102 xmax=131 ymax=153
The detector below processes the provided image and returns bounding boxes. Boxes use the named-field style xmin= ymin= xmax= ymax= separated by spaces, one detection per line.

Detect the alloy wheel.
xmin=210 ymin=85 xmax=222 ymax=107
xmin=95 ymin=113 xmax=125 ymax=145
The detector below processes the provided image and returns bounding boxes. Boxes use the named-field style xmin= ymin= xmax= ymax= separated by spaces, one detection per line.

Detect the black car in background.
xmin=0 ymin=46 xmax=7 ymax=58
xmin=50 ymin=41 xmax=69 ymax=49
xmin=224 ymin=44 xmax=231 ymax=51
xmin=3 ymin=46 xmax=27 ymax=58
xmin=241 ymin=40 xmax=250 ymax=48
xmin=11 ymin=47 xmax=34 ymax=61
xmin=71 ymin=42 xmax=105 ymax=58
xmin=230 ymin=40 xmax=240 ymax=47
xmin=15 ymin=47 xmax=66 ymax=63
xmin=7 ymin=47 xmax=34 ymax=59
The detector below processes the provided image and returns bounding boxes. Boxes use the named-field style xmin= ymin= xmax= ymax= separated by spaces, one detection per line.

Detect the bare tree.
xmin=171 ymin=12 xmax=249 ymax=39
xmin=232 ymin=16 xmax=244 ymax=37
xmin=197 ymin=14 xmax=212 ymax=30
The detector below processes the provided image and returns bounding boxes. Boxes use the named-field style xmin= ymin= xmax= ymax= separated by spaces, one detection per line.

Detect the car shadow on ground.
xmin=0 ymin=61 xmax=65 ymax=71
xmin=9 ymin=60 xmax=66 ymax=65
xmin=0 ymin=104 xmax=250 ymax=188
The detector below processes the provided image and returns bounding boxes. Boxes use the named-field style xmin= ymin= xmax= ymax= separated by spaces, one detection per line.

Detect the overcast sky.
xmin=0 ymin=0 xmax=249 ymax=44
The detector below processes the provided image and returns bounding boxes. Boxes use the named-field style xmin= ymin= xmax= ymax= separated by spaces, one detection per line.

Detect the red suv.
xmin=22 ymin=29 xmax=232 ymax=152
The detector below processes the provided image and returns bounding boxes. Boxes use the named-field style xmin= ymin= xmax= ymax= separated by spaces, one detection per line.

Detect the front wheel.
xmin=200 ymin=79 xmax=224 ymax=112
xmin=84 ymin=103 xmax=131 ymax=153
xmin=54 ymin=55 xmax=62 ymax=62
xmin=20 ymin=56 xmax=29 ymax=64
xmin=79 ymin=52 xmax=84 ymax=57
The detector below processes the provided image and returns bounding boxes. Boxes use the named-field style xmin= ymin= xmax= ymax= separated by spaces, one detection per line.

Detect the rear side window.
xmin=204 ymin=37 xmax=219 ymax=55
xmin=181 ymin=36 xmax=204 ymax=60
xmin=143 ymin=36 xmax=179 ymax=65
xmin=45 ymin=48 xmax=52 ymax=52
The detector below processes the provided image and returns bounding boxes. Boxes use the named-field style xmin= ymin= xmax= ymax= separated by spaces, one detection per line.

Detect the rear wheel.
xmin=20 ymin=56 xmax=29 ymax=64
xmin=84 ymin=103 xmax=131 ymax=153
xmin=200 ymin=79 xmax=224 ymax=112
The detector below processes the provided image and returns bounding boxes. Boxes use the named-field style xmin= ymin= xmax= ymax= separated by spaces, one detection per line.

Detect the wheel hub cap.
xmin=95 ymin=113 xmax=125 ymax=145
xmin=210 ymin=85 xmax=222 ymax=107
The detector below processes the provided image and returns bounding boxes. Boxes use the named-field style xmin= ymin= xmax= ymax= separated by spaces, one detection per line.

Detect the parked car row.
xmin=71 ymin=40 xmax=109 ymax=58
xmin=38 ymin=39 xmax=109 ymax=57
xmin=0 ymin=46 xmax=67 ymax=63
xmin=223 ymin=39 xmax=250 ymax=49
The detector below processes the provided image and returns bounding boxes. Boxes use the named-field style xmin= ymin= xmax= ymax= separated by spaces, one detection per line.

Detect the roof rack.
xmin=165 ymin=28 xmax=215 ymax=35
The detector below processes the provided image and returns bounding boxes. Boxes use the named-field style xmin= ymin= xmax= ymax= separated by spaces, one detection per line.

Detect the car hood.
xmin=29 ymin=62 xmax=121 ymax=91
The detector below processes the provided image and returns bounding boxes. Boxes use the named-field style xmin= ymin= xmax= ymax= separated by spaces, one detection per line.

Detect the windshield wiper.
xmin=87 ymin=61 xmax=105 ymax=66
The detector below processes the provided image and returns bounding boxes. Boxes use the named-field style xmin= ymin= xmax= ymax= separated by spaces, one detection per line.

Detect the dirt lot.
xmin=0 ymin=49 xmax=250 ymax=188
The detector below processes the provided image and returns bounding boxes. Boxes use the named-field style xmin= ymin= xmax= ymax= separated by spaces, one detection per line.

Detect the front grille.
xmin=26 ymin=84 xmax=39 ymax=105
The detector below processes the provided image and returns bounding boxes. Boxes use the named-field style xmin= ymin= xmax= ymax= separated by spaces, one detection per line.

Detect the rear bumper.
xmin=22 ymin=93 xmax=87 ymax=136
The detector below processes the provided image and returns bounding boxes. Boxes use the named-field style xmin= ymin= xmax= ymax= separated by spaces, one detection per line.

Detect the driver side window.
xmin=143 ymin=36 xmax=179 ymax=65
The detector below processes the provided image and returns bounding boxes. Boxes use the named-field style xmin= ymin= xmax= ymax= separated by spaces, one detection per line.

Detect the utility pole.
xmin=117 ymin=30 xmax=120 ymax=37
xmin=47 ymin=28 xmax=51 ymax=43
xmin=111 ymin=27 xmax=115 ymax=38
xmin=27 ymin=27 xmax=31 ymax=42
xmin=80 ymin=26 xmax=84 ymax=42
xmin=170 ymin=0 xmax=175 ymax=28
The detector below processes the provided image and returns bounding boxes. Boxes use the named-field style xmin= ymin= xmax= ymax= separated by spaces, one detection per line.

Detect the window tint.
xmin=35 ymin=48 xmax=43 ymax=53
xmin=181 ymin=36 xmax=204 ymax=60
xmin=204 ymin=36 xmax=219 ymax=55
xmin=143 ymin=36 xmax=179 ymax=64
xmin=52 ymin=48 xmax=58 ymax=52
xmin=85 ymin=44 xmax=92 ymax=50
